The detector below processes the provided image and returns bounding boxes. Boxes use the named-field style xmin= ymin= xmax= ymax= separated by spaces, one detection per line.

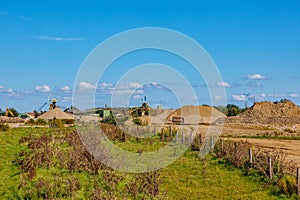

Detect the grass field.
xmin=0 ymin=126 xmax=296 ymax=199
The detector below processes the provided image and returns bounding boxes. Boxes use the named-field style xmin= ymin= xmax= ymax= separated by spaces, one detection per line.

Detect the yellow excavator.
xmin=5 ymin=108 xmax=14 ymax=117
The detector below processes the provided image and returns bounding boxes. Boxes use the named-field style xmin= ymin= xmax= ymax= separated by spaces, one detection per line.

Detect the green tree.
xmin=226 ymin=104 xmax=241 ymax=116
xmin=274 ymin=99 xmax=291 ymax=104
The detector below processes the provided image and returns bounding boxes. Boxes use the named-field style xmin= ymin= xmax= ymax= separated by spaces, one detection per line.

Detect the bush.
xmin=284 ymin=128 xmax=296 ymax=134
xmin=49 ymin=118 xmax=64 ymax=128
xmin=226 ymin=104 xmax=243 ymax=116
xmin=132 ymin=118 xmax=148 ymax=126
xmin=101 ymin=114 xmax=116 ymax=125
xmin=132 ymin=118 xmax=143 ymax=126
xmin=36 ymin=118 xmax=47 ymax=125
xmin=191 ymin=134 xmax=202 ymax=151
xmin=61 ymin=119 xmax=74 ymax=124
xmin=277 ymin=175 xmax=297 ymax=196
xmin=0 ymin=123 xmax=9 ymax=131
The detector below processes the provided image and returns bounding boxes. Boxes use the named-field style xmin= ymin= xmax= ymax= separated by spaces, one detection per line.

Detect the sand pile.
xmin=152 ymin=109 xmax=174 ymax=121
xmin=39 ymin=108 xmax=74 ymax=120
xmin=227 ymin=101 xmax=300 ymax=125
xmin=167 ymin=105 xmax=226 ymax=124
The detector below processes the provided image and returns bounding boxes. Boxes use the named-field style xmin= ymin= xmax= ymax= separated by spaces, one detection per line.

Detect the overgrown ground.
xmin=0 ymin=127 xmax=295 ymax=199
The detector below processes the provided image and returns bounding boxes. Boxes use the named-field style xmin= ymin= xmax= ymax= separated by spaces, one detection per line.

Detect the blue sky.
xmin=0 ymin=0 xmax=300 ymax=112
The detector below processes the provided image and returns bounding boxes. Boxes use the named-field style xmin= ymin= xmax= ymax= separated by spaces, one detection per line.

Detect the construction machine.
xmin=49 ymin=99 xmax=57 ymax=109
xmin=130 ymin=101 xmax=150 ymax=117
xmin=5 ymin=108 xmax=14 ymax=117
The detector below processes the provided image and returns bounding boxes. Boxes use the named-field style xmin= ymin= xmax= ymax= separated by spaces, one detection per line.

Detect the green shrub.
xmin=25 ymin=118 xmax=35 ymax=125
xmin=101 ymin=114 xmax=116 ymax=125
xmin=61 ymin=119 xmax=74 ymax=124
xmin=0 ymin=123 xmax=9 ymax=131
xmin=191 ymin=134 xmax=202 ymax=151
xmin=49 ymin=118 xmax=64 ymax=128
xmin=36 ymin=118 xmax=47 ymax=125
xmin=132 ymin=118 xmax=143 ymax=126
xmin=277 ymin=175 xmax=297 ymax=196
xmin=284 ymin=128 xmax=296 ymax=134
xmin=132 ymin=118 xmax=148 ymax=126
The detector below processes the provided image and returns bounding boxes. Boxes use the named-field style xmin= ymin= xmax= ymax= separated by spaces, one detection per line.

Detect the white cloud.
xmin=61 ymin=96 xmax=72 ymax=102
xmin=0 ymin=85 xmax=14 ymax=93
xmin=99 ymin=82 xmax=114 ymax=88
xmin=145 ymin=82 xmax=165 ymax=89
xmin=247 ymin=73 xmax=267 ymax=80
xmin=268 ymin=93 xmax=285 ymax=98
xmin=112 ymin=82 xmax=143 ymax=95
xmin=35 ymin=85 xmax=51 ymax=92
xmin=135 ymin=89 xmax=144 ymax=94
xmin=128 ymin=82 xmax=142 ymax=88
xmin=37 ymin=36 xmax=85 ymax=41
xmin=289 ymin=93 xmax=299 ymax=98
xmin=215 ymin=96 xmax=224 ymax=100
xmin=232 ymin=94 xmax=248 ymax=101
xmin=132 ymin=95 xmax=143 ymax=100
xmin=217 ymin=81 xmax=231 ymax=87
xmin=60 ymin=86 xmax=70 ymax=92
xmin=78 ymin=82 xmax=96 ymax=90
xmin=6 ymin=88 xmax=14 ymax=93
xmin=247 ymin=82 xmax=264 ymax=88
xmin=7 ymin=92 xmax=23 ymax=99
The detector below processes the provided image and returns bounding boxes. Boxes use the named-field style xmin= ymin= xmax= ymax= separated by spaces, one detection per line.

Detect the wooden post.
xmin=268 ymin=157 xmax=272 ymax=179
xmin=199 ymin=134 xmax=202 ymax=151
xmin=297 ymin=168 xmax=300 ymax=196
xmin=199 ymin=134 xmax=202 ymax=145
xmin=162 ymin=128 xmax=164 ymax=141
xmin=182 ymin=131 xmax=184 ymax=144
xmin=234 ymin=142 xmax=237 ymax=152
xmin=249 ymin=148 xmax=253 ymax=168
xmin=170 ymin=126 xmax=172 ymax=136
xmin=176 ymin=130 xmax=179 ymax=143
xmin=210 ymin=136 xmax=214 ymax=149
xmin=190 ymin=132 xmax=193 ymax=145
xmin=221 ymin=139 xmax=224 ymax=153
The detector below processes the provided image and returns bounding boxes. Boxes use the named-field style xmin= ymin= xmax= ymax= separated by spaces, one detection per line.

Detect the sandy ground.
xmin=227 ymin=137 xmax=300 ymax=163
xmin=174 ymin=123 xmax=300 ymax=164
xmin=190 ymin=123 xmax=300 ymax=164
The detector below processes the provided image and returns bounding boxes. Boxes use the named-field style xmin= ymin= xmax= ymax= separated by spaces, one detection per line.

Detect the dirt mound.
xmin=153 ymin=109 xmax=174 ymax=121
xmin=167 ymin=105 xmax=226 ymax=124
xmin=39 ymin=108 xmax=74 ymax=120
xmin=228 ymin=101 xmax=300 ymax=125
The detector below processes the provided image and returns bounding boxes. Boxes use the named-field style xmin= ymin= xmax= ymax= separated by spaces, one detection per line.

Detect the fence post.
xmin=176 ymin=130 xmax=179 ymax=143
xmin=221 ymin=139 xmax=224 ymax=153
xmin=161 ymin=128 xmax=164 ymax=141
xmin=182 ymin=130 xmax=184 ymax=144
xmin=170 ymin=126 xmax=172 ymax=136
xmin=268 ymin=157 xmax=272 ymax=179
xmin=199 ymin=134 xmax=202 ymax=150
xmin=200 ymin=134 xmax=202 ymax=145
xmin=210 ymin=136 xmax=214 ymax=149
xmin=249 ymin=148 xmax=253 ymax=168
xmin=190 ymin=132 xmax=193 ymax=145
xmin=297 ymin=168 xmax=300 ymax=197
